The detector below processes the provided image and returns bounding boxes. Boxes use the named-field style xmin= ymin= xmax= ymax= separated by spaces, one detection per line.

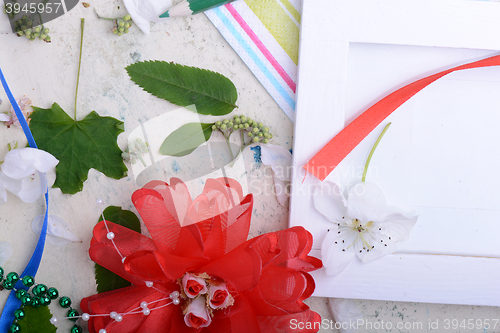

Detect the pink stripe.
xmin=225 ymin=3 xmax=296 ymax=93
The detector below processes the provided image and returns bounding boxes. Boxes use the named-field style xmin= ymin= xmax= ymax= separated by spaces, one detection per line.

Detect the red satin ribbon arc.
xmin=304 ymin=54 xmax=500 ymax=181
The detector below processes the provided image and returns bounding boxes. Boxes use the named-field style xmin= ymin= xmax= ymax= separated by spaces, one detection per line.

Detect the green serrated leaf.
xmin=126 ymin=61 xmax=238 ymax=116
xmin=160 ymin=122 xmax=213 ymax=157
xmin=29 ymin=103 xmax=128 ymax=194
xmin=101 ymin=206 xmax=141 ymax=233
xmin=17 ymin=306 xmax=57 ymax=333
xmin=95 ymin=206 xmax=141 ymax=293
xmin=95 ymin=263 xmax=132 ymax=294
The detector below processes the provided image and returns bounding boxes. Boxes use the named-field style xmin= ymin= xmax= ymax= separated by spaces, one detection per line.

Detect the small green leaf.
xmin=160 ymin=123 xmax=213 ymax=157
xmin=17 ymin=306 xmax=57 ymax=333
xmin=95 ymin=206 xmax=141 ymax=293
xmin=29 ymin=103 xmax=127 ymax=194
xmin=126 ymin=61 xmax=238 ymax=115
xmin=101 ymin=206 xmax=141 ymax=233
xmin=95 ymin=263 xmax=132 ymax=294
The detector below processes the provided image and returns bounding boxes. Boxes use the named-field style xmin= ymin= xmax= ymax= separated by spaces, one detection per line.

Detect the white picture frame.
xmin=290 ymin=0 xmax=500 ymax=306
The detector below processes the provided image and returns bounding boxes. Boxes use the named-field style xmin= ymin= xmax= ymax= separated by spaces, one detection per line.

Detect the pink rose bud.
xmin=208 ymin=283 xmax=230 ymax=309
xmin=184 ymin=295 xmax=212 ymax=329
xmin=182 ymin=273 xmax=208 ymax=298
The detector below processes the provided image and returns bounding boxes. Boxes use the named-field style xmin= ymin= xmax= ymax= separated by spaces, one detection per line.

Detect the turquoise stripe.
xmin=212 ymin=7 xmax=295 ymax=110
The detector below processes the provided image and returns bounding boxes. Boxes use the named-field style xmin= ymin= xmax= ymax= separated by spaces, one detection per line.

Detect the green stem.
xmin=240 ymin=130 xmax=245 ymax=154
xmin=361 ymin=122 xmax=391 ymax=183
xmin=225 ymin=136 xmax=235 ymax=161
xmin=94 ymin=9 xmax=117 ymax=21
xmin=74 ymin=18 xmax=84 ymax=120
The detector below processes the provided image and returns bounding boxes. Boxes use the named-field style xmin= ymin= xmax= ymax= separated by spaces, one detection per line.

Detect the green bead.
xmin=252 ymin=127 xmax=259 ymax=134
xmin=59 ymin=296 xmax=71 ymax=308
xmin=67 ymin=309 xmax=79 ymax=322
xmin=3 ymin=280 xmax=14 ymax=290
xmin=6 ymin=272 xmax=19 ymax=283
xmin=15 ymin=290 xmax=27 ymax=299
xmin=14 ymin=309 xmax=25 ymax=320
xmin=47 ymin=287 xmax=59 ymax=299
xmin=40 ymin=296 xmax=51 ymax=306
xmin=20 ymin=295 xmax=32 ymax=306
xmin=32 ymin=284 xmax=47 ymax=296
xmin=252 ymin=136 xmax=259 ymax=143
xmin=31 ymin=296 xmax=41 ymax=308
xmin=71 ymin=325 xmax=83 ymax=333
xmin=22 ymin=276 xmax=34 ymax=287
xmin=9 ymin=323 xmax=20 ymax=333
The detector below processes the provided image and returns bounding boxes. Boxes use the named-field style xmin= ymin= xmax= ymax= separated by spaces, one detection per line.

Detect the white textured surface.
xmin=0 ymin=1 xmax=498 ymax=332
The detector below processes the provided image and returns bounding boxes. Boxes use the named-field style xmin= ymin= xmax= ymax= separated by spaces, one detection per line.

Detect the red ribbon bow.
xmin=81 ymin=177 xmax=322 ymax=332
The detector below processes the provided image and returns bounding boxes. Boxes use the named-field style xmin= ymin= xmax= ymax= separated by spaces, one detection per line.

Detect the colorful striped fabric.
xmin=205 ymin=0 xmax=301 ymax=121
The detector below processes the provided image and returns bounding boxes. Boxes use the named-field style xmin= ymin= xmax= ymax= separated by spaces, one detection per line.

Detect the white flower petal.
xmin=0 ymin=113 xmax=10 ymax=121
xmin=0 ymin=242 xmax=13 ymax=265
xmin=18 ymin=148 xmax=58 ymax=173
xmin=1 ymin=149 xmax=36 ymax=179
xmin=32 ymin=215 xmax=80 ymax=246
xmin=15 ymin=171 xmax=46 ymax=203
xmin=313 ymin=181 xmax=347 ymax=223
xmin=259 ymin=143 xmax=292 ymax=181
xmin=355 ymin=213 xmax=417 ymax=263
xmin=380 ymin=213 xmax=418 ymax=242
xmin=0 ymin=172 xmax=23 ymax=198
xmin=347 ymin=182 xmax=387 ymax=223
xmin=328 ymin=298 xmax=363 ymax=333
xmin=321 ymin=229 xmax=356 ymax=276
xmin=123 ymin=0 xmax=152 ymax=34
xmin=2 ymin=148 xmax=58 ymax=179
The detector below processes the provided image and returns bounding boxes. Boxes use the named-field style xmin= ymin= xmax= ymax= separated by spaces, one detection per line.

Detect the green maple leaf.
xmin=29 ymin=103 xmax=127 ymax=194
xmin=95 ymin=206 xmax=141 ymax=293
xmin=18 ymin=306 xmax=57 ymax=333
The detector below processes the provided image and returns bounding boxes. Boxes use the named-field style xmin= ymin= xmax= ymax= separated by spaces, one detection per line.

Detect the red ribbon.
xmin=304 ymin=54 xmax=500 ymax=181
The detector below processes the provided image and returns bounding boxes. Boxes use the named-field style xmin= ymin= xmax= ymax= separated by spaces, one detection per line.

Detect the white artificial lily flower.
xmin=123 ymin=0 xmax=172 ymax=34
xmin=32 ymin=215 xmax=80 ymax=246
xmin=328 ymin=298 xmax=363 ymax=333
xmin=0 ymin=148 xmax=58 ymax=203
xmin=314 ymin=181 xmax=417 ymax=276
xmin=258 ymin=143 xmax=292 ymax=207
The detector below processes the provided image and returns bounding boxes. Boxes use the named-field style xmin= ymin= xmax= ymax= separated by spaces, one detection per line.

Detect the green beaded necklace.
xmin=0 ymin=266 xmax=81 ymax=333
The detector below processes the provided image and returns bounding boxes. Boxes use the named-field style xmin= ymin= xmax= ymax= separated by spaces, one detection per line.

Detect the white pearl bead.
xmin=107 ymin=232 xmax=115 ymax=240
xmin=143 ymin=308 xmax=150 ymax=316
xmin=170 ymin=291 xmax=180 ymax=299
xmin=96 ymin=199 xmax=103 ymax=205
xmin=110 ymin=311 xmax=117 ymax=319
xmin=82 ymin=313 xmax=90 ymax=321
xmin=145 ymin=281 xmax=153 ymax=287
xmin=172 ymin=298 xmax=180 ymax=305
xmin=140 ymin=301 xmax=148 ymax=309
xmin=115 ymin=314 xmax=123 ymax=322
xmin=50 ymin=317 xmax=58 ymax=324
xmin=99 ymin=329 xmax=107 ymax=333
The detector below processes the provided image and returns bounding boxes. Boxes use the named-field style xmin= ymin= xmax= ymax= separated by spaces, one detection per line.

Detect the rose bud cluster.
xmin=180 ymin=272 xmax=234 ymax=329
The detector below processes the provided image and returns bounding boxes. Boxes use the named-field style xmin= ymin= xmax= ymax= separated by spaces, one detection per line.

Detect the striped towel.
xmin=205 ymin=0 xmax=300 ymax=121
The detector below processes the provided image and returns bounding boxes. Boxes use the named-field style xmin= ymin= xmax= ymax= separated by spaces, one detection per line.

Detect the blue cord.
xmin=0 ymin=67 xmax=49 ymax=331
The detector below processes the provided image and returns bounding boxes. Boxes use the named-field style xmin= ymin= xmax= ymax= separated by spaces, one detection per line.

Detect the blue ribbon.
xmin=0 ymin=67 xmax=49 ymax=331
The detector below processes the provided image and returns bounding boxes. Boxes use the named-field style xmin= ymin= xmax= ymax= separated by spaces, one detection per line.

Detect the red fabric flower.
xmin=81 ymin=177 xmax=322 ymax=333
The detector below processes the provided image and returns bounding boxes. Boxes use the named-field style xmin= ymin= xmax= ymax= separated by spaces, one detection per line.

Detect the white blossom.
xmin=314 ymin=182 xmax=417 ymax=276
